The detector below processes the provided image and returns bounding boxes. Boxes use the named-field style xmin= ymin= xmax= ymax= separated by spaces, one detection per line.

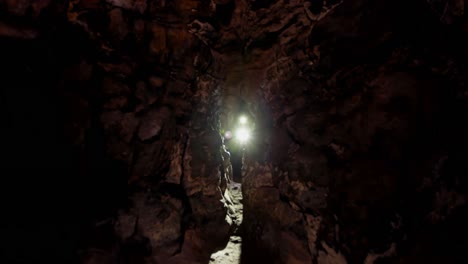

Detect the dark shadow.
xmin=216 ymin=0 xmax=236 ymax=26
xmin=0 ymin=22 xmax=128 ymax=263
xmin=230 ymin=147 xmax=243 ymax=182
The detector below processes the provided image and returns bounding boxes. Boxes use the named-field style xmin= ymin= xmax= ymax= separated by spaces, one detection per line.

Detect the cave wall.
xmin=1 ymin=0 xmax=232 ymax=263
xmin=1 ymin=0 xmax=468 ymax=263
xmin=234 ymin=0 xmax=468 ymax=263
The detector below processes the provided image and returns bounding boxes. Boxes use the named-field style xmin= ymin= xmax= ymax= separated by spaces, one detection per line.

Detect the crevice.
xmin=210 ymin=135 xmax=244 ymax=263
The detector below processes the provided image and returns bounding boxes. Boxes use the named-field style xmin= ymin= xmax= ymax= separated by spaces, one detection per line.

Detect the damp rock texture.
xmin=1 ymin=0 xmax=229 ymax=263
xmin=234 ymin=0 xmax=468 ymax=263
xmin=1 ymin=0 xmax=468 ymax=263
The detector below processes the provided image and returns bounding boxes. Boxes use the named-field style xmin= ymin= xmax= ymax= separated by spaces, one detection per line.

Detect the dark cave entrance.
xmin=230 ymin=146 xmax=243 ymax=182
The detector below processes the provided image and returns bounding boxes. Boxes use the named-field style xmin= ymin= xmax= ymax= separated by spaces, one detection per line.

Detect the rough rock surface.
xmin=1 ymin=0 xmax=230 ymax=263
xmin=210 ymin=182 xmax=243 ymax=264
xmin=233 ymin=1 xmax=468 ymax=263
xmin=1 ymin=0 xmax=468 ymax=263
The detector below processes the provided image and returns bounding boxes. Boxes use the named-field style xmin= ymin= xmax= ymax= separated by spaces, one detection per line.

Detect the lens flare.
xmin=224 ymin=131 xmax=232 ymax=139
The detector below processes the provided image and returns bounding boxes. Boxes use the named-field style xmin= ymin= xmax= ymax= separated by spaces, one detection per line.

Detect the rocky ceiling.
xmin=1 ymin=0 xmax=468 ymax=263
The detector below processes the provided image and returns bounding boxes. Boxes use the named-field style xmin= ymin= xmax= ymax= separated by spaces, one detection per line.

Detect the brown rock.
xmin=115 ymin=210 xmax=138 ymax=240
xmin=133 ymin=0 xmax=147 ymax=14
xmin=31 ymin=0 xmax=52 ymax=17
xmin=130 ymin=141 xmax=164 ymax=180
xmin=164 ymin=97 xmax=193 ymax=117
xmin=98 ymin=62 xmax=133 ymax=76
xmin=4 ymin=0 xmax=30 ymax=16
xmin=78 ymin=0 xmax=101 ymax=9
xmin=103 ymin=96 xmax=128 ymax=110
xmin=100 ymin=110 xmax=123 ymax=131
xmin=106 ymin=0 xmax=146 ymax=13
xmin=137 ymin=107 xmax=171 ymax=141
xmin=109 ymin=8 xmax=128 ymax=40
xmin=173 ymin=0 xmax=200 ymax=17
xmin=215 ymin=0 xmax=232 ymax=4
xmin=131 ymin=192 xmax=184 ymax=256
xmin=133 ymin=19 xmax=145 ymax=40
xmin=106 ymin=0 xmax=132 ymax=9
xmin=0 ymin=22 xmax=38 ymax=39
xmin=149 ymin=76 xmax=165 ymax=88
xmin=149 ymin=24 xmax=167 ymax=55
xmin=167 ymin=28 xmax=194 ymax=59
xmin=297 ymin=188 xmax=328 ymax=210
xmin=165 ymin=141 xmax=184 ymax=184
xmin=102 ymin=77 xmax=131 ymax=96
xmin=64 ymin=60 xmax=94 ymax=81
xmin=120 ymin=113 xmax=139 ymax=143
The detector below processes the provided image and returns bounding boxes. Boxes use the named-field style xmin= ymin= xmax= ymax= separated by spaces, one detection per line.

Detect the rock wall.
xmin=1 ymin=0 xmax=232 ymax=263
xmin=1 ymin=0 xmax=468 ymax=263
xmin=235 ymin=0 xmax=468 ymax=263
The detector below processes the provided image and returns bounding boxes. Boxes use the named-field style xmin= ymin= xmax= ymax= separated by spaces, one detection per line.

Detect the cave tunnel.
xmin=1 ymin=0 xmax=468 ymax=263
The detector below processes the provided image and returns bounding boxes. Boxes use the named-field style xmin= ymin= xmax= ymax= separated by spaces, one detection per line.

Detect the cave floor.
xmin=210 ymin=182 xmax=243 ymax=264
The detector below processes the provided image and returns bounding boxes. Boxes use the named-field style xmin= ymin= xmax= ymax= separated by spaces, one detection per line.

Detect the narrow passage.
xmin=210 ymin=181 xmax=243 ymax=264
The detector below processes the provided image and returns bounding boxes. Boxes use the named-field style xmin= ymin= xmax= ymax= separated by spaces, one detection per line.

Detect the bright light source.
xmin=239 ymin=116 xmax=247 ymax=124
xmin=235 ymin=127 xmax=250 ymax=144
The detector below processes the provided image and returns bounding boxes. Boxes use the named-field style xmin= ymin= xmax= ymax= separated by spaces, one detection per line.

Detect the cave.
xmin=1 ymin=0 xmax=468 ymax=263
